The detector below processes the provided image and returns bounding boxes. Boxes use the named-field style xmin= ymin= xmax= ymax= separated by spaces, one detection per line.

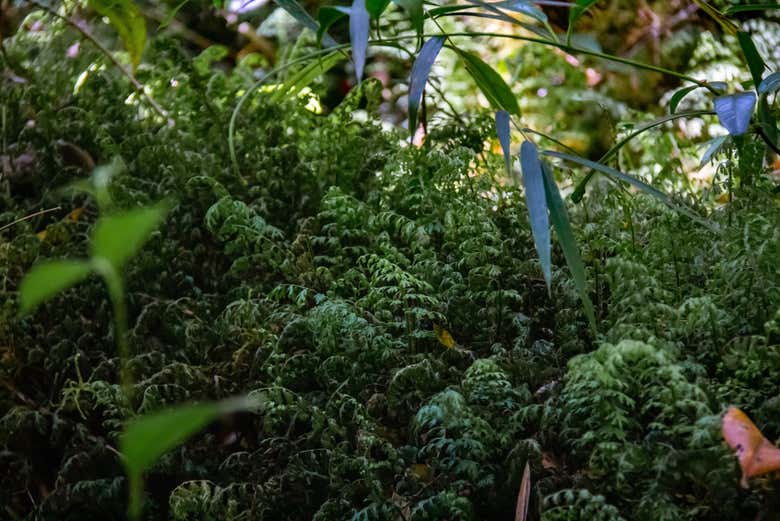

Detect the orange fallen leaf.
xmin=67 ymin=207 xmax=85 ymax=221
xmin=514 ymin=462 xmax=531 ymax=521
xmin=722 ymin=407 xmax=780 ymax=487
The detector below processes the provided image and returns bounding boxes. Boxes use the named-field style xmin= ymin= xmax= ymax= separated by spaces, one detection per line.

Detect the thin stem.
xmin=0 ymin=206 xmax=61 ymax=233
xmin=26 ymin=0 xmax=172 ymax=123
xmin=99 ymin=263 xmax=133 ymax=405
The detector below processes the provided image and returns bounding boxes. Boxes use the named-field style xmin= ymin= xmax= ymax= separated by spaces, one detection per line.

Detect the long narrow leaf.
xmin=570 ymin=110 xmax=716 ymax=202
xmin=393 ymin=0 xmax=424 ymax=34
xmin=271 ymin=51 xmax=344 ymax=102
xmin=317 ymin=6 xmax=350 ymax=44
xmin=759 ymin=72 xmax=780 ymax=95
xmin=566 ymin=0 xmax=598 ymax=43
xmin=350 ymin=0 xmax=370 ymax=82
xmin=545 ymin=151 xmax=710 ymax=227
xmin=496 ymin=110 xmax=512 ymax=176
xmin=457 ymin=49 xmax=520 ymax=115
xmin=737 ymin=32 xmax=767 ymax=88
xmin=408 ymin=36 xmax=445 ymax=138
xmin=540 ymin=160 xmax=597 ymax=334
xmin=520 ymin=141 xmax=551 ymax=289
xmin=515 ymin=462 xmax=532 ymax=521
xmin=275 ymin=0 xmax=337 ymax=46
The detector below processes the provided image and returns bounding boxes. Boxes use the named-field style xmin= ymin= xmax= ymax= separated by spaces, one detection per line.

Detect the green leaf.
xmin=392 ymin=0 xmax=424 ymax=34
xmin=567 ymin=0 xmax=598 ymax=43
xmin=692 ymin=0 xmax=739 ymax=35
xmin=275 ymin=0 xmax=337 ymax=47
xmin=366 ymin=0 xmax=392 ymax=18
xmin=350 ymin=0 xmax=370 ymax=82
xmin=271 ymin=51 xmax=344 ymax=102
xmin=724 ymin=4 xmax=780 ymax=14
xmin=122 ymin=397 xmax=255 ymax=519
xmin=669 ymin=85 xmax=699 ymax=114
xmin=408 ymin=36 xmax=446 ymax=138
xmin=540 ymin=160 xmax=596 ymax=334
xmin=89 ymin=0 xmax=147 ymax=71
xmin=18 ymin=260 xmax=93 ymax=315
xmin=91 ymin=203 xmax=169 ymax=270
xmin=499 ymin=0 xmax=548 ymax=24
xmin=520 ymin=141 xmax=551 ymax=289
xmin=456 ymin=49 xmax=520 ymax=115
xmin=737 ymin=32 xmax=767 ymax=88
xmin=317 ymin=6 xmax=350 ymax=44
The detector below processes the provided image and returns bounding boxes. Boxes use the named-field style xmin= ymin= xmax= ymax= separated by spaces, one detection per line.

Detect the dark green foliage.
xmin=1 ymin=10 xmax=780 ymax=521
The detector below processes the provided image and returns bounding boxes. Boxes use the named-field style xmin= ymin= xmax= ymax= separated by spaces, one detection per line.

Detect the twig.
xmin=25 ymin=0 xmax=173 ymax=124
xmin=0 ymin=206 xmax=61 ymax=233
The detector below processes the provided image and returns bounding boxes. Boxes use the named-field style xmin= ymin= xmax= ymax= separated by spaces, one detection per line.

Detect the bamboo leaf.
xmin=540 ymin=160 xmax=597 ymax=334
xmin=496 ymin=110 xmax=512 ymax=176
xmin=545 ymin=151 xmax=709 ymax=227
xmin=699 ymin=135 xmax=729 ymax=167
xmin=567 ymin=0 xmax=598 ymax=43
xmin=366 ymin=0 xmax=392 ymax=18
xmin=457 ymin=49 xmax=520 ymax=115
xmin=350 ymin=0 xmax=370 ymax=82
xmin=271 ymin=51 xmax=344 ymax=101
xmin=275 ymin=0 xmax=337 ymax=46
xmin=408 ymin=36 xmax=445 ymax=138
xmin=520 ymin=141 xmax=551 ymax=290
xmin=759 ymin=72 xmax=780 ymax=95
xmin=393 ymin=0 xmax=424 ymax=34
xmin=714 ymin=92 xmax=756 ymax=136
xmin=317 ymin=6 xmax=350 ymax=44
xmin=737 ymin=32 xmax=767 ymax=88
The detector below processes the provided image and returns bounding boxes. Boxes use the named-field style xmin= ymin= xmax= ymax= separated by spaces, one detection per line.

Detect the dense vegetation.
xmin=1 ymin=1 xmax=779 ymax=520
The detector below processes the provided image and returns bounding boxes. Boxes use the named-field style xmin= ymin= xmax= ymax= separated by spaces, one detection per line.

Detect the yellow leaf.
xmin=67 ymin=207 xmax=85 ymax=221
xmin=433 ymin=323 xmax=455 ymax=349
xmin=36 ymin=230 xmax=47 ymax=241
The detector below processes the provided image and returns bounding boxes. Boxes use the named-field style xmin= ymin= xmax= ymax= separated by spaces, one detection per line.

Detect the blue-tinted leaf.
xmin=275 ymin=0 xmax=337 ymax=46
xmin=317 ymin=6 xmax=350 ymax=44
xmin=540 ymin=160 xmax=596 ymax=334
xmin=759 ymin=72 xmax=780 ymax=95
xmin=520 ymin=141 xmax=551 ymax=289
xmin=91 ymin=203 xmax=169 ymax=270
xmin=457 ymin=49 xmax=520 ymax=115
xmin=350 ymin=0 xmax=370 ymax=82
xmin=19 ymin=260 xmax=92 ymax=315
xmin=737 ymin=31 xmax=766 ymax=88
xmin=408 ymin=36 xmax=445 ymax=138
xmin=714 ymin=92 xmax=756 ymax=136
xmin=496 ymin=111 xmax=512 ymax=176
xmin=366 ymin=0 xmax=392 ymax=18
xmin=499 ymin=0 xmax=547 ymax=23
xmin=699 ymin=135 xmax=729 ymax=167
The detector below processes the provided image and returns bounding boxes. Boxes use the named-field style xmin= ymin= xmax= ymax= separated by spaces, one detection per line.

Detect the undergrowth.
xmin=1 ymin=15 xmax=779 ymax=521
